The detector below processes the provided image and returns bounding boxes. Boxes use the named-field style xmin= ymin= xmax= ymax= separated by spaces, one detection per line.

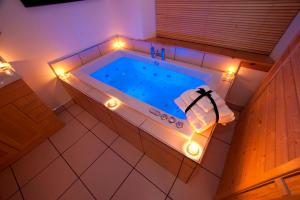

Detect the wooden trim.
xmin=240 ymin=61 xmax=272 ymax=72
xmin=275 ymin=178 xmax=290 ymax=197
xmin=217 ymin=160 xmax=300 ymax=199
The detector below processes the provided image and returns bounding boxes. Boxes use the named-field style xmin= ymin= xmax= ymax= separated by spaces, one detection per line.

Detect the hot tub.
xmin=71 ymin=50 xmax=231 ymax=137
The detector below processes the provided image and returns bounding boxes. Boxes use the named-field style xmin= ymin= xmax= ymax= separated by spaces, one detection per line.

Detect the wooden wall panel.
xmin=0 ymin=79 xmax=64 ymax=170
xmin=156 ymin=0 xmax=300 ymax=55
xmin=216 ymin=32 xmax=300 ymax=199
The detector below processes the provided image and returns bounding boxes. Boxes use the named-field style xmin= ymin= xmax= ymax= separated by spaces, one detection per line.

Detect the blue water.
xmin=91 ymin=57 xmax=206 ymax=119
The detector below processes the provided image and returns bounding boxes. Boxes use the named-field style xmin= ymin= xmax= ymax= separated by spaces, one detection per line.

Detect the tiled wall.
xmin=49 ymin=35 xmax=241 ymax=74
xmin=49 ymin=35 xmax=267 ymax=108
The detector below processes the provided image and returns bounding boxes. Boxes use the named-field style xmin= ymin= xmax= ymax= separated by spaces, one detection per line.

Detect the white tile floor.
xmin=0 ymin=103 xmax=238 ymax=200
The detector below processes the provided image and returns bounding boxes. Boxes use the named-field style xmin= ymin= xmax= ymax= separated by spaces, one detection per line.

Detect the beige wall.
xmin=0 ymin=0 xmax=156 ymax=109
xmin=226 ymin=67 xmax=267 ymax=107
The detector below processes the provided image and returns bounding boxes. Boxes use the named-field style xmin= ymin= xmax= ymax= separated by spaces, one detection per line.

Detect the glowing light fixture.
xmin=4 ymin=69 xmax=14 ymax=76
xmin=113 ymin=39 xmax=125 ymax=49
xmin=223 ymin=66 xmax=237 ymax=81
xmin=105 ymin=98 xmax=121 ymax=110
xmin=0 ymin=62 xmax=11 ymax=69
xmin=55 ymin=69 xmax=71 ymax=80
xmin=0 ymin=62 xmax=15 ymax=76
xmin=183 ymin=140 xmax=202 ymax=160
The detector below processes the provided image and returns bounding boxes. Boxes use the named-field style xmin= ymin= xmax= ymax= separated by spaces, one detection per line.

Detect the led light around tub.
xmin=55 ymin=69 xmax=71 ymax=80
xmin=0 ymin=62 xmax=15 ymax=76
xmin=223 ymin=66 xmax=236 ymax=81
xmin=183 ymin=140 xmax=202 ymax=160
xmin=0 ymin=62 xmax=11 ymax=69
xmin=105 ymin=98 xmax=121 ymax=110
xmin=113 ymin=40 xmax=125 ymax=49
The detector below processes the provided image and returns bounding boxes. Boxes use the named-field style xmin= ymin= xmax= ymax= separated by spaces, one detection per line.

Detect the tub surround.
xmin=60 ymin=75 xmax=205 ymax=182
xmin=49 ymin=35 xmax=262 ymax=182
xmin=71 ymin=49 xmax=231 ymax=137
xmin=50 ymin=35 xmax=269 ymax=110
xmin=53 ymin=40 xmax=235 ymax=182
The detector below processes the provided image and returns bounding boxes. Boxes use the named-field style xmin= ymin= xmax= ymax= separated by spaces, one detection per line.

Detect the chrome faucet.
xmin=150 ymin=46 xmax=155 ymax=58
xmin=161 ymin=48 xmax=165 ymax=61
xmin=150 ymin=46 xmax=165 ymax=61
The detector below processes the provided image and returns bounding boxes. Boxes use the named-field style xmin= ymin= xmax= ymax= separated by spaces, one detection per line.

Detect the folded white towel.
xmin=175 ymin=85 xmax=235 ymax=132
xmin=181 ymin=93 xmax=234 ymax=125
xmin=175 ymin=98 xmax=210 ymax=133
xmin=181 ymin=87 xmax=225 ymax=113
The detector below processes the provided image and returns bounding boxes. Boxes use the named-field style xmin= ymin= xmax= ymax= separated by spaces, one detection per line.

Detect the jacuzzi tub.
xmin=71 ymin=50 xmax=231 ymax=137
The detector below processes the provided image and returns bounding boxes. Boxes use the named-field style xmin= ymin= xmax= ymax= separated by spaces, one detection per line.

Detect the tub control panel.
xmin=149 ymin=108 xmax=184 ymax=129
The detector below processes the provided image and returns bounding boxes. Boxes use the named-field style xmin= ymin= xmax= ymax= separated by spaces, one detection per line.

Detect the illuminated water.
xmin=91 ymin=57 xmax=206 ymax=119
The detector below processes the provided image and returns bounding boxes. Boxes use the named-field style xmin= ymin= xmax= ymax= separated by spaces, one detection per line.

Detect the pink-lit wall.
xmin=0 ymin=0 xmax=155 ymax=109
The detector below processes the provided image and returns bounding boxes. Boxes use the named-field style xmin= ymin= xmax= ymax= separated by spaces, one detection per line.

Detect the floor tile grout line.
xmin=7 ymin=107 xmax=117 ymax=199
xmin=48 ymin=139 xmax=98 ymax=200
xmin=64 ymin=105 xmax=164 ymax=176
xmin=109 ymin=168 xmax=135 ymax=200
xmin=88 ymin=129 xmax=143 ymax=169
xmin=55 ymin=109 xmax=101 ymax=155
xmin=109 ymin=153 xmax=145 ymax=200
xmin=134 ymin=167 xmax=170 ymax=196
xmin=200 ymin=165 xmax=222 ymax=179
xmin=105 ymin=142 xmax=173 ymax=198
xmin=53 ymin=129 xmax=90 ymax=155
xmin=212 ymin=135 xmax=231 ymax=146
xmin=65 ymin=105 xmax=224 ymax=196
xmin=61 ymin=160 xmax=98 ymax=200
xmin=14 ymin=105 xmax=176 ymax=200
xmin=8 ymin=166 xmax=25 ymax=200
xmin=62 ymin=105 xmax=198 ymax=198
xmin=65 ymin=107 xmax=99 ymax=131
xmin=55 ymin=178 xmax=78 ymax=200
xmin=65 ymin=107 xmax=177 ymax=196
xmin=64 ymin=105 xmax=84 ymax=118
xmin=12 ymin=152 xmax=61 ymax=190
xmin=64 ymin=108 xmax=106 ymax=140
xmin=90 ymin=128 xmax=119 ymax=147
xmin=132 ymin=152 xmax=173 ymax=195
xmin=184 ymin=163 xmax=199 ymax=183
xmin=76 ymin=146 xmax=110 ymax=177
xmin=50 ymin=118 xmax=157 ymax=200
xmin=165 ymin=157 xmax=185 ymax=199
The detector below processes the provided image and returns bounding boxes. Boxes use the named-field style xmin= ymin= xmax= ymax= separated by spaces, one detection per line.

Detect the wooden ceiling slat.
xmin=156 ymin=0 xmax=300 ymax=54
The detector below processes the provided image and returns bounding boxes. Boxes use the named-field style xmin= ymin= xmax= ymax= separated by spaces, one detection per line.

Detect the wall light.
xmin=0 ymin=62 xmax=11 ymax=69
xmin=113 ymin=39 xmax=125 ymax=50
xmin=183 ymin=140 xmax=202 ymax=160
xmin=223 ymin=66 xmax=237 ymax=81
xmin=105 ymin=98 xmax=121 ymax=110
xmin=0 ymin=62 xmax=15 ymax=76
xmin=55 ymin=69 xmax=71 ymax=80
